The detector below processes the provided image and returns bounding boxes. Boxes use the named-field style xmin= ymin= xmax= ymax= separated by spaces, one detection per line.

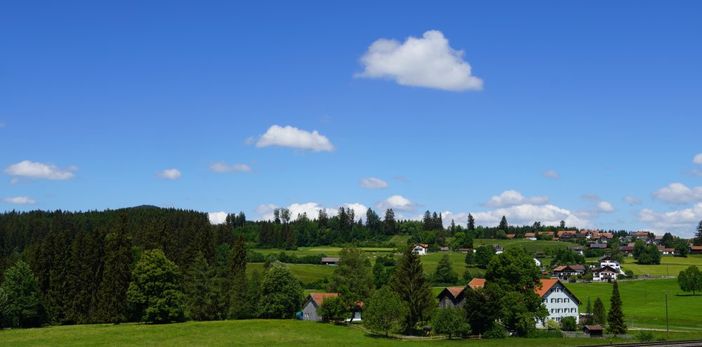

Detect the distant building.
xmin=593 ymin=265 xmax=619 ymax=282
xmin=525 ymin=232 xmax=537 ymax=240
xmin=412 ymin=244 xmax=428 ymax=256
xmin=437 ymin=286 xmax=466 ymax=309
xmin=301 ymin=293 xmax=339 ymax=321
xmin=552 ymin=264 xmax=586 ymax=279
xmin=321 ymin=257 xmax=340 ymax=266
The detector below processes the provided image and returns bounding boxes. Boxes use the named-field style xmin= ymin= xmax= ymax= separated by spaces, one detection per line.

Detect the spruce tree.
xmin=695 ymin=220 xmax=702 ymax=246
xmin=184 ymin=252 xmax=218 ymax=321
xmin=467 ymin=213 xmax=475 ymax=231
xmin=593 ymin=297 xmax=606 ymax=325
xmin=95 ymin=228 xmax=132 ymax=323
xmin=383 ymin=209 xmax=396 ymax=235
xmin=498 ymin=216 xmax=508 ymax=231
xmin=607 ymin=282 xmax=626 ymax=335
xmin=433 ymin=254 xmax=458 ymax=284
xmin=229 ymin=235 xmax=249 ymax=319
xmin=391 ymin=246 xmax=434 ymax=333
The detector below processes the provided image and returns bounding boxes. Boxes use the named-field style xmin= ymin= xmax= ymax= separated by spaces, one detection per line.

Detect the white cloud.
xmin=543 ymin=170 xmax=560 ymax=180
xmin=210 ymin=162 xmax=252 ymax=173
xmin=640 ymin=203 xmax=702 ymax=236
xmin=652 ymin=182 xmax=702 ymax=204
xmin=376 ymin=195 xmax=415 ymax=211
xmin=208 ymin=211 xmax=228 ymax=225
xmin=4 ymin=196 xmax=36 ymax=205
xmin=471 ymin=204 xmax=589 ymax=229
xmin=256 ymin=202 xmax=368 ymax=221
xmin=597 ymin=201 xmax=615 ymax=213
xmin=356 ymin=30 xmax=483 ymax=92
xmin=5 ymin=160 xmax=76 ymax=180
xmin=360 ymin=177 xmax=388 ymax=189
xmin=486 ymin=190 xmax=549 ymax=208
xmin=624 ymin=196 xmax=642 ymax=206
xmin=255 ymin=125 xmax=334 ymax=152
xmin=693 ymin=153 xmax=702 ymax=164
xmin=158 ymin=168 xmax=182 ymax=180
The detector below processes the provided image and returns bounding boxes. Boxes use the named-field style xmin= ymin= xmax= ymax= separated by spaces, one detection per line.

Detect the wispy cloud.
xmin=360 ymin=177 xmax=388 ymax=189
xmin=5 ymin=160 xmax=76 ymax=180
xmin=4 ymin=196 xmax=36 ymax=205
xmin=356 ymin=30 xmax=483 ymax=92
xmin=377 ymin=195 xmax=415 ymax=211
xmin=543 ymin=170 xmax=560 ymax=180
xmin=210 ymin=162 xmax=252 ymax=173
xmin=486 ymin=190 xmax=548 ymax=208
xmin=158 ymin=168 xmax=182 ymax=180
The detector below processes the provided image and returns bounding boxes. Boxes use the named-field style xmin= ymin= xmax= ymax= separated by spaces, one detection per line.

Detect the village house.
xmin=593 ymin=265 xmax=619 ymax=282
xmin=657 ymin=245 xmax=675 ymax=256
xmin=569 ymin=246 xmax=584 ymax=256
xmin=438 ymin=278 xmax=580 ymax=328
xmin=691 ymin=245 xmax=702 ymax=255
xmin=524 ymin=232 xmax=537 ymax=240
xmin=320 ymin=257 xmax=339 ymax=266
xmin=301 ymin=293 xmax=339 ymax=321
xmin=588 ymin=242 xmax=608 ymax=250
xmin=552 ymin=264 xmax=586 ymax=280
xmin=599 ymin=255 xmax=623 ymax=272
xmin=412 ymin=243 xmax=428 ymax=256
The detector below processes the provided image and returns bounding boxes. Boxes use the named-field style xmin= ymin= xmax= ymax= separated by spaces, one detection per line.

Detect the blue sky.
xmin=2 ymin=1 xmax=702 ymax=236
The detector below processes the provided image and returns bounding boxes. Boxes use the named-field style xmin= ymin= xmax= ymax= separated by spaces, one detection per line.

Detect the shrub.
xmin=483 ymin=324 xmax=508 ymax=339
xmin=636 ymin=330 xmax=655 ymax=342
xmin=546 ymin=319 xmax=560 ymax=331
xmin=431 ymin=308 xmax=470 ymax=339
xmin=560 ymin=316 xmax=577 ymax=331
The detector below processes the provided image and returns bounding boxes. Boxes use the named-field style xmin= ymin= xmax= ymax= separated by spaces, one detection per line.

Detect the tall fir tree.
xmin=695 ymin=220 xmax=702 ymax=246
xmin=498 ymin=216 xmax=509 ymax=231
xmin=228 ymin=235 xmax=249 ymax=319
xmin=184 ymin=252 xmax=219 ymax=321
xmin=391 ymin=246 xmax=434 ymax=333
xmin=467 ymin=213 xmax=475 ymax=231
xmin=593 ymin=297 xmax=606 ymax=325
xmin=607 ymin=282 xmax=627 ymax=335
xmin=95 ymin=222 xmax=132 ymax=323
xmin=383 ymin=209 xmax=397 ymax=235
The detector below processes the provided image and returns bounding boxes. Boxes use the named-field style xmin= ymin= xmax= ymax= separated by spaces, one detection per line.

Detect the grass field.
xmin=3 ymin=319 xmax=699 ymax=347
xmin=473 ymin=239 xmax=568 ymax=254
xmin=246 ymin=263 xmax=335 ymax=284
xmin=621 ymin=255 xmax=702 ymax=277
xmin=565 ymin=278 xmax=702 ymax=331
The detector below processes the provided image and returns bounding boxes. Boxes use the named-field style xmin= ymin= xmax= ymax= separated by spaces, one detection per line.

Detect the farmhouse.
xmin=321 ymin=257 xmax=339 ymax=266
xmin=552 ymin=264 xmax=586 ymax=279
xmin=412 ymin=243 xmax=428 ymax=256
xmin=438 ymin=278 xmax=580 ymax=328
xmin=525 ymin=232 xmax=537 ymax=240
xmin=691 ymin=245 xmax=702 ymax=255
xmin=437 ymin=286 xmax=465 ymax=308
xmin=593 ymin=265 xmax=619 ymax=282
xmin=584 ymin=324 xmax=604 ymax=337
xmin=301 ymin=293 xmax=339 ymax=321
xmin=599 ymin=255 xmax=622 ymax=271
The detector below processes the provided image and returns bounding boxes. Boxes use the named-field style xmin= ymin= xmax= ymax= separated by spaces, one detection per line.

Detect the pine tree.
xmin=586 ymin=297 xmax=592 ymax=316
xmin=229 ymin=235 xmax=249 ymax=319
xmin=433 ymin=254 xmax=458 ymax=284
xmin=593 ymin=297 xmax=606 ymax=325
xmin=391 ymin=246 xmax=434 ymax=333
xmin=95 ymin=226 xmax=132 ymax=323
xmin=467 ymin=213 xmax=475 ymax=231
xmin=383 ymin=209 xmax=397 ymax=235
xmin=695 ymin=220 xmax=702 ymax=246
xmin=498 ymin=216 xmax=508 ymax=231
xmin=184 ymin=252 xmax=219 ymax=321
xmin=607 ymin=282 xmax=627 ymax=335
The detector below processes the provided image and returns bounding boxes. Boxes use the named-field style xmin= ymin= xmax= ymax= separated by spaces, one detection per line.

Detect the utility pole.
xmin=665 ymin=293 xmax=669 ymax=339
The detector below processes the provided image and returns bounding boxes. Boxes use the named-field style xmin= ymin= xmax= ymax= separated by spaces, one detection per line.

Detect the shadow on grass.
xmin=674 ymin=293 xmax=701 ymax=297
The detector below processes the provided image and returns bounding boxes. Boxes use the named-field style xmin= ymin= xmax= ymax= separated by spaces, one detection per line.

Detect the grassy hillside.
xmin=3 ymin=319 xmax=695 ymax=347
xmin=621 ymin=255 xmax=702 ymax=277
xmin=473 ymin=239 xmax=567 ymax=254
xmin=565 ymin=278 xmax=702 ymax=331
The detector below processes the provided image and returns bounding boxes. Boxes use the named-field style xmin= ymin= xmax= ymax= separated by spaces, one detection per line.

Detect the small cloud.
xmin=255 ymin=125 xmax=334 ymax=152
xmin=581 ymin=194 xmax=601 ymax=202
xmin=356 ymin=30 xmax=483 ymax=92
xmin=210 ymin=162 xmax=252 ymax=173
xmin=360 ymin=177 xmax=388 ymax=189
xmin=158 ymin=168 xmax=182 ymax=180
xmin=624 ymin=196 xmax=642 ymax=206
xmin=208 ymin=211 xmax=228 ymax=225
xmin=694 ymin=153 xmax=702 ymax=165
xmin=377 ymin=195 xmax=415 ymax=211
xmin=543 ymin=170 xmax=560 ymax=180
xmin=652 ymin=182 xmax=702 ymax=204
xmin=486 ymin=190 xmax=549 ymax=208
xmin=5 ymin=160 xmax=76 ymax=180
xmin=597 ymin=201 xmax=615 ymax=213
xmin=4 ymin=196 xmax=36 ymax=205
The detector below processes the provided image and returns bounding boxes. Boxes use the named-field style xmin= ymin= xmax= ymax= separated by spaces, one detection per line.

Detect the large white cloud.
xmin=356 ymin=30 xmax=483 ymax=92
xmin=486 ymin=190 xmax=549 ymax=208
xmin=210 ymin=162 xmax=252 ymax=173
xmin=652 ymin=182 xmax=702 ymax=204
xmin=208 ymin=211 xmax=228 ymax=225
xmin=257 ymin=202 xmax=368 ymax=222
xmin=640 ymin=203 xmax=702 ymax=236
xmin=470 ymin=204 xmax=589 ymax=229
xmin=376 ymin=195 xmax=415 ymax=211
xmin=255 ymin=125 xmax=334 ymax=152
xmin=360 ymin=177 xmax=388 ymax=189
xmin=5 ymin=160 xmax=76 ymax=180
xmin=4 ymin=196 xmax=36 ymax=205
xmin=158 ymin=168 xmax=182 ymax=180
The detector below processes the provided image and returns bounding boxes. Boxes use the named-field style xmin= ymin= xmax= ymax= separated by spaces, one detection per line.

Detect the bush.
xmin=431 ymin=308 xmax=470 ymax=339
xmin=319 ymin=296 xmax=348 ymax=322
xmin=546 ymin=319 xmax=560 ymax=331
xmin=560 ymin=316 xmax=577 ymax=331
xmin=636 ymin=330 xmax=655 ymax=342
xmin=483 ymin=324 xmax=508 ymax=339
xmin=625 ymin=270 xmax=635 ymax=278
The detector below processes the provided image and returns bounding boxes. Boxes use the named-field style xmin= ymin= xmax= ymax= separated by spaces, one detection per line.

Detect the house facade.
xmin=552 ymin=264 xmax=586 ymax=279
xmin=412 ymin=244 xmax=428 ymax=256
xmin=437 ymin=286 xmax=465 ymax=308
xmin=301 ymin=293 xmax=339 ymax=321
xmin=593 ymin=266 xmax=619 ymax=282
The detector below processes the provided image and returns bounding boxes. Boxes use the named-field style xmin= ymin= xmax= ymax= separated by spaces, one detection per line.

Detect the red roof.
xmin=535 ymin=278 xmax=559 ymax=298
xmin=308 ymin=292 xmax=339 ymax=306
xmin=445 ymin=286 xmax=464 ymax=298
xmin=468 ymin=278 xmax=486 ymax=289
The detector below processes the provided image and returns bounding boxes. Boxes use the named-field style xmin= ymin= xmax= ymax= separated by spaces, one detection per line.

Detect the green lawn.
xmin=252 ymin=246 xmax=396 ymax=257
xmin=473 ymin=239 xmax=568 ymax=254
xmin=3 ymin=319 xmax=697 ymax=347
xmin=621 ymin=255 xmax=702 ymax=278
xmin=247 ymin=263 xmax=335 ymax=284
xmin=565 ymin=278 xmax=702 ymax=331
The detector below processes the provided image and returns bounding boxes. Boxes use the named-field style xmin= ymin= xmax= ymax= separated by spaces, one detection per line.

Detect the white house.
xmin=599 ymin=256 xmax=625 ymax=275
xmin=533 ymin=258 xmax=542 ymax=268
xmin=537 ymin=278 xmax=580 ymax=328
xmin=593 ymin=266 xmax=619 ymax=282
xmin=412 ymin=243 xmax=428 ymax=256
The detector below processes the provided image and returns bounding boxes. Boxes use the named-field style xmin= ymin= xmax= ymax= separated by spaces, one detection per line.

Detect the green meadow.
xmin=3 ymin=319 xmax=700 ymax=347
